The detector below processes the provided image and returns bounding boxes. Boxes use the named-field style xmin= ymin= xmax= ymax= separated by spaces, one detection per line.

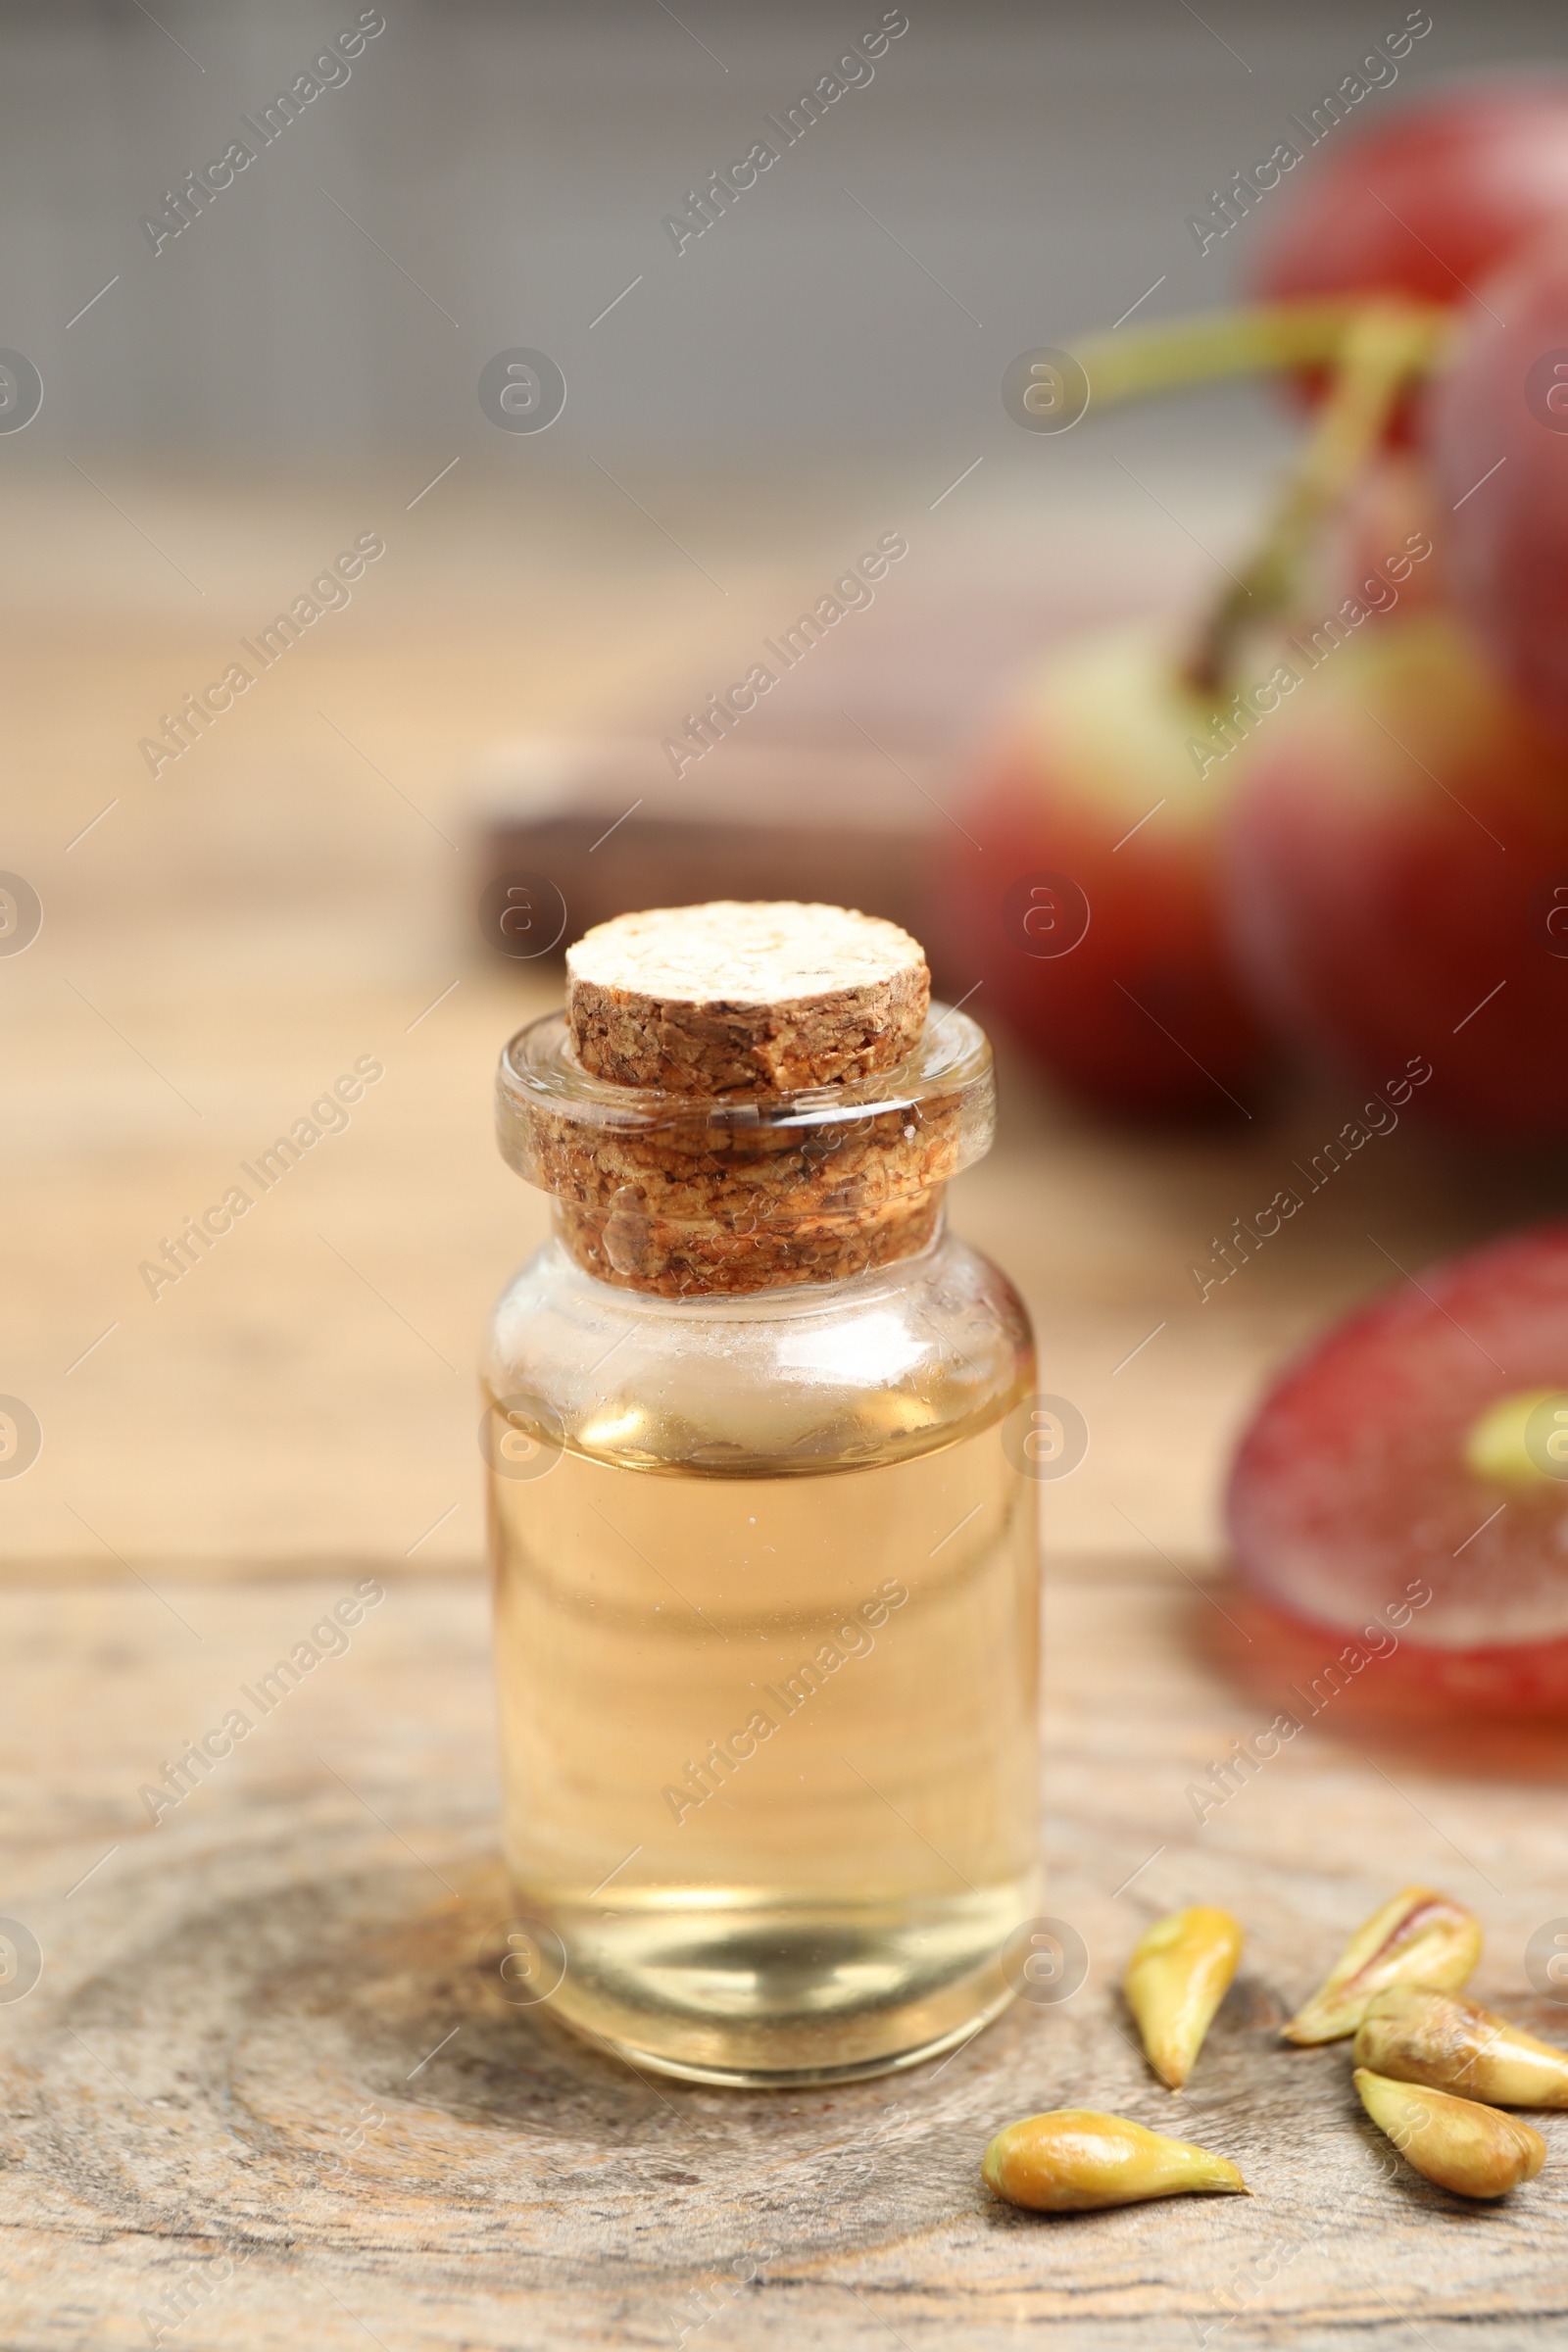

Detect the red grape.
xmin=1428 ymin=231 xmax=1568 ymax=738
xmin=1221 ymin=611 xmax=1568 ymax=1135
xmin=1229 ymin=1222 xmax=1568 ymax=1706
xmin=937 ymin=627 xmax=1275 ymax=1119
xmin=1250 ymin=83 xmax=1568 ymax=315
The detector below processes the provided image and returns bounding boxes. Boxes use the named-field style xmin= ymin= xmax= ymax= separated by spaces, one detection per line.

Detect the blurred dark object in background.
xmin=476 ymin=736 xmax=944 ymax=976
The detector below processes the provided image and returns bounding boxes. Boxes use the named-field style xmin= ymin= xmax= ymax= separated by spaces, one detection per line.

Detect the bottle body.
xmin=485 ymin=1220 xmax=1040 ymax=2083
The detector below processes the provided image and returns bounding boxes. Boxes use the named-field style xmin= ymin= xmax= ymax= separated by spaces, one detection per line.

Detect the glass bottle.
xmin=483 ymin=986 xmax=1040 ymax=2084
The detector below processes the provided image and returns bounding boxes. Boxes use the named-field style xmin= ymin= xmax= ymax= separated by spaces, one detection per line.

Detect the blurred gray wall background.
xmin=3 ymin=0 xmax=1567 ymax=463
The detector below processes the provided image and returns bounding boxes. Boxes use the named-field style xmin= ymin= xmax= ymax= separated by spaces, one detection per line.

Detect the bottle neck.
xmin=550 ymin=1185 xmax=950 ymax=1298
xmin=499 ymin=1002 xmax=994 ymax=1301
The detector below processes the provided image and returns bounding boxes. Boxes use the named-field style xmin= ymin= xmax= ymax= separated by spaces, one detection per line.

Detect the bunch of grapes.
xmin=944 ymin=84 xmax=1568 ymax=1134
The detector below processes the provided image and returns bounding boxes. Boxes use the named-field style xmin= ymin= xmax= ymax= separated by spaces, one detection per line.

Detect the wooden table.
xmin=5 ymin=463 xmax=1567 ymax=2346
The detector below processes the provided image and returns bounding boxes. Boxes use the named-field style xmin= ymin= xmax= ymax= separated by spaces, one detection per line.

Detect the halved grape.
xmin=1229 ymin=1223 xmax=1568 ymax=1702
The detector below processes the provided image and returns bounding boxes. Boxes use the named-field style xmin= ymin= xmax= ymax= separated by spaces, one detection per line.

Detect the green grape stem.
xmin=1070 ymin=300 xmax=1450 ymax=415
xmin=1175 ymin=303 xmax=1452 ymax=692
xmin=1066 ymin=300 xmax=1451 ymax=697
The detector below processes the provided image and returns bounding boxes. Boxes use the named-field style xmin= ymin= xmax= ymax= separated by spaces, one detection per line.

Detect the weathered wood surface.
xmin=5 ymin=466 xmax=1568 ymax=2345
xmin=7 ymin=1559 xmax=1568 ymax=2350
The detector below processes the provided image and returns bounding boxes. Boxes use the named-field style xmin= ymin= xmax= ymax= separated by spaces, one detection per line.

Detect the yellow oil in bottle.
xmin=488 ymin=1401 xmax=1039 ymax=2083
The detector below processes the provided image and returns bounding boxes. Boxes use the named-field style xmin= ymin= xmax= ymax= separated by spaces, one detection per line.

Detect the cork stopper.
xmin=565 ymin=900 xmax=930 ymax=1095
xmin=499 ymin=902 xmax=992 ymax=1298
